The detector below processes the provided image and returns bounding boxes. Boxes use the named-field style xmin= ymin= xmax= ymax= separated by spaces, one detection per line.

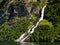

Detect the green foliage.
xmin=0 ymin=17 xmax=32 ymax=41
xmin=54 ymin=23 xmax=60 ymax=42
xmin=0 ymin=14 xmax=38 ymax=41
xmin=26 ymin=19 xmax=55 ymax=42
xmin=0 ymin=0 xmax=3 ymax=3
xmin=45 ymin=0 xmax=60 ymax=26
xmin=26 ymin=0 xmax=60 ymax=42
xmin=0 ymin=21 xmax=24 ymax=41
xmin=32 ymin=2 xmax=40 ymax=7
xmin=0 ymin=0 xmax=60 ymax=42
xmin=43 ymin=0 xmax=60 ymax=42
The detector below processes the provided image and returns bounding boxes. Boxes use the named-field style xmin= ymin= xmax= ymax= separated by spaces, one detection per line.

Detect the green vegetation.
xmin=26 ymin=0 xmax=60 ymax=42
xmin=32 ymin=2 xmax=40 ymax=7
xmin=0 ymin=14 xmax=38 ymax=41
xmin=26 ymin=19 xmax=55 ymax=42
xmin=0 ymin=0 xmax=60 ymax=42
xmin=0 ymin=0 xmax=3 ymax=3
xmin=0 ymin=18 xmax=28 ymax=41
xmin=45 ymin=0 xmax=60 ymax=26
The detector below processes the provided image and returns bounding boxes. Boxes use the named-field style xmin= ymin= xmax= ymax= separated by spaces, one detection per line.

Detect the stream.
xmin=15 ymin=5 xmax=46 ymax=42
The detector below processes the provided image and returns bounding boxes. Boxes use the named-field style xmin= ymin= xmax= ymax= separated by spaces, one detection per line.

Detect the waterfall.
xmin=15 ymin=5 xmax=46 ymax=42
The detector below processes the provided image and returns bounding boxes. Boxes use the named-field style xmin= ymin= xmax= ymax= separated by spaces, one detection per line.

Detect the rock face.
xmin=26 ymin=3 xmax=32 ymax=14
xmin=0 ymin=0 xmax=8 ymax=8
xmin=0 ymin=0 xmax=41 ymax=25
xmin=31 ymin=7 xmax=39 ymax=15
xmin=14 ymin=5 xmax=29 ymax=17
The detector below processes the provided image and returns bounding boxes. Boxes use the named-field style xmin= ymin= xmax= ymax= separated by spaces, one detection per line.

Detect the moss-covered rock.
xmin=0 ymin=0 xmax=3 ymax=3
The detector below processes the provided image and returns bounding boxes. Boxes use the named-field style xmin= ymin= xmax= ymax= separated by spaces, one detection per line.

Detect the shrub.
xmin=26 ymin=19 xmax=55 ymax=42
xmin=0 ymin=15 xmax=38 ymax=41
xmin=0 ymin=17 xmax=31 ymax=41
xmin=32 ymin=2 xmax=40 ymax=7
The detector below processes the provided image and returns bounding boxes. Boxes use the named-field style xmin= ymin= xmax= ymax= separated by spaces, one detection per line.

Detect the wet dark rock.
xmin=8 ymin=4 xmax=15 ymax=20
xmin=14 ymin=5 xmax=29 ymax=17
xmin=0 ymin=0 xmax=8 ymax=8
xmin=0 ymin=17 xmax=7 ymax=25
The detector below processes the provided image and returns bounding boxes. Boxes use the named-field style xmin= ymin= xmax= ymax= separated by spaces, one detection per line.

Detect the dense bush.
xmin=0 ymin=0 xmax=60 ymax=42
xmin=0 ymin=18 xmax=28 ymax=41
xmin=32 ymin=2 xmax=40 ymax=7
xmin=54 ymin=23 xmax=60 ymax=42
xmin=44 ymin=0 xmax=60 ymax=26
xmin=26 ymin=19 xmax=55 ymax=42
xmin=0 ymin=14 xmax=38 ymax=41
xmin=43 ymin=0 xmax=60 ymax=42
xmin=0 ymin=17 xmax=29 ymax=41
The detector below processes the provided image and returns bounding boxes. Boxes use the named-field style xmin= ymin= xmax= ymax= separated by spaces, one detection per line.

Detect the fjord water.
xmin=0 ymin=41 xmax=60 ymax=45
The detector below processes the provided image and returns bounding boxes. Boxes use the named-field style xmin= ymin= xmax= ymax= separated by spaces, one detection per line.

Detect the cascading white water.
xmin=15 ymin=5 xmax=46 ymax=42
xmin=30 ymin=5 xmax=46 ymax=33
